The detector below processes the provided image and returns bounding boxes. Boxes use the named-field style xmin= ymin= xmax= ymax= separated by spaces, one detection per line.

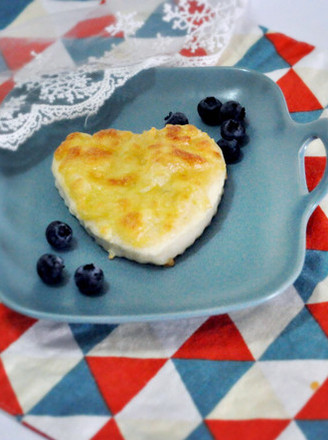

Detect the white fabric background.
xmin=1 ymin=0 xmax=328 ymax=437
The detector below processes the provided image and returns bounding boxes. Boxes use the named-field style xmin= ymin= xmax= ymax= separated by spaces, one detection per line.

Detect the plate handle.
xmin=299 ymin=117 xmax=328 ymax=213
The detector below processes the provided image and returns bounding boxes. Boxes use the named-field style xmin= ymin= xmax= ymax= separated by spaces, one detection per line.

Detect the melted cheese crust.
xmin=52 ymin=124 xmax=226 ymax=265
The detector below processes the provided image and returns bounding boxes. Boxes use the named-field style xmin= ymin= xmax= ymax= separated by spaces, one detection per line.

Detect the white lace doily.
xmin=0 ymin=0 xmax=247 ymax=151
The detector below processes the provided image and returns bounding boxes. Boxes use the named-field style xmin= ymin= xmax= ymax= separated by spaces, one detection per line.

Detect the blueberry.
xmin=74 ymin=263 xmax=104 ymax=295
xmin=220 ymin=100 xmax=245 ymax=121
xmin=164 ymin=112 xmax=189 ymax=125
xmin=37 ymin=253 xmax=65 ymax=285
xmin=221 ymin=119 xmax=245 ymax=141
xmin=197 ymin=96 xmax=222 ymax=125
xmin=217 ymin=138 xmax=241 ymax=164
xmin=46 ymin=221 xmax=73 ymax=249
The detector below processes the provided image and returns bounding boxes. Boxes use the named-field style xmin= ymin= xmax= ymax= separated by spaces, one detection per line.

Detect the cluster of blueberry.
xmin=36 ymin=221 xmax=104 ymax=296
xmin=164 ymin=97 xmax=247 ymax=164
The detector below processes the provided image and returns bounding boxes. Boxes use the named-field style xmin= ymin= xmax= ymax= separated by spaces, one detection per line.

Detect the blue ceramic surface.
xmin=1 ymin=67 xmax=328 ymax=323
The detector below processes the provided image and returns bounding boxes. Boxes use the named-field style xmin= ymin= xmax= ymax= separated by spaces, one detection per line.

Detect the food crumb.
xmin=165 ymin=258 xmax=175 ymax=267
xmin=310 ymin=381 xmax=320 ymax=390
xmin=108 ymin=251 xmax=116 ymax=260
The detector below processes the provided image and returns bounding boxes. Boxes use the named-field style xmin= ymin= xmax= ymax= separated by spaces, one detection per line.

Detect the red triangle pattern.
xmin=186 ymin=0 xmax=218 ymax=28
xmin=277 ymin=69 xmax=323 ymax=113
xmin=305 ymin=156 xmax=326 ymax=192
xmin=266 ymin=32 xmax=314 ymax=65
xmin=173 ymin=315 xmax=254 ymax=361
xmin=64 ymin=15 xmax=123 ymax=38
xmin=0 ymin=38 xmax=54 ymax=71
xmin=91 ymin=418 xmax=124 ymax=440
xmin=179 ymin=1 xmax=210 ymax=55
xmin=180 ymin=46 xmax=207 ymax=57
xmin=305 ymin=156 xmax=328 ymax=250
xmin=206 ymin=419 xmax=290 ymax=440
xmin=22 ymin=422 xmax=53 ymax=440
xmin=306 ymin=206 xmax=328 ymax=251
xmin=187 ymin=0 xmax=208 ymax=16
xmin=86 ymin=357 xmax=167 ymax=414
xmin=0 ymin=304 xmax=37 ymax=352
xmin=0 ymin=358 xmax=22 ymax=415
xmin=296 ymin=377 xmax=328 ymax=419
xmin=0 ymin=78 xmax=15 ymax=104
xmin=307 ymin=303 xmax=328 ymax=338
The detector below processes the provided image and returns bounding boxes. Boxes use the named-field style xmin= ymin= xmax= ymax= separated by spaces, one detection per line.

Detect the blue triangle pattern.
xmin=69 ymin=323 xmax=117 ymax=355
xmin=0 ymin=0 xmax=33 ymax=30
xmin=27 ymin=359 xmax=111 ymax=416
xmin=290 ymin=110 xmax=323 ymax=123
xmin=173 ymin=359 xmax=253 ymax=417
xmin=294 ymin=250 xmax=328 ymax=302
xmin=135 ymin=0 xmax=186 ymax=38
xmin=260 ymin=307 xmax=328 ymax=360
xmin=186 ymin=422 xmax=214 ymax=440
xmin=235 ymin=35 xmax=290 ymax=72
xmin=296 ymin=420 xmax=328 ymax=440
xmin=62 ymin=36 xmax=123 ymax=65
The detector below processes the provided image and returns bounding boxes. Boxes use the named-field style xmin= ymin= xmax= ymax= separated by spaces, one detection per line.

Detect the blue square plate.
xmin=1 ymin=67 xmax=328 ymax=323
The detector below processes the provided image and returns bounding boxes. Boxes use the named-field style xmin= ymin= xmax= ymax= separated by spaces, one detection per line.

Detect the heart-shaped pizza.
xmin=52 ymin=124 xmax=226 ymax=266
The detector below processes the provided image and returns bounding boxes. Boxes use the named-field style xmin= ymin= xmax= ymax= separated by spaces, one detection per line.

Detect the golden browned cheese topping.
xmin=53 ymin=125 xmax=225 ymax=248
